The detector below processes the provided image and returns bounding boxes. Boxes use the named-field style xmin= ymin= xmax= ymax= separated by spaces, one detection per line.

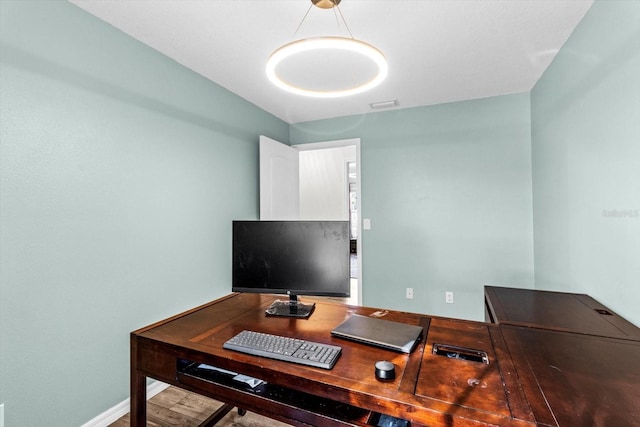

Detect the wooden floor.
xmin=109 ymin=386 xmax=290 ymax=427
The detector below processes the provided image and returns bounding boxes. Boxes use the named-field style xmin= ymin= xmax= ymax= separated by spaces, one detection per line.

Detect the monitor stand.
xmin=265 ymin=295 xmax=316 ymax=319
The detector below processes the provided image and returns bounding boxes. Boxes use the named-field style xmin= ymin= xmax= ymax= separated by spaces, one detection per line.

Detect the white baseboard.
xmin=81 ymin=381 xmax=170 ymax=427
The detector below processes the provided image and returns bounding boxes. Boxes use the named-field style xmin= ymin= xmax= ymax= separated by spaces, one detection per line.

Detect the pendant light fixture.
xmin=266 ymin=0 xmax=388 ymax=98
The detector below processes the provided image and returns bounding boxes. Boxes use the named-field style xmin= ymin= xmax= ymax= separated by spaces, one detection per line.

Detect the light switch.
xmin=363 ymin=218 xmax=371 ymax=230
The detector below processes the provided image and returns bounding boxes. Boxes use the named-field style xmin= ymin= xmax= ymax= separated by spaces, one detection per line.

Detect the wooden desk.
xmin=131 ymin=293 xmax=535 ymax=426
xmin=484 ymin=286 xmax=640 ymax=340
xmin=500 ymin=325 xmax=640 ymax=426
xmin=484 ymin=286 xmax=640 ymax=426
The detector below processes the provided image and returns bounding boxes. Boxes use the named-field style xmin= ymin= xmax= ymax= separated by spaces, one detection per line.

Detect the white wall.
xmin=299 ymin=146 xmax=355 ymax=221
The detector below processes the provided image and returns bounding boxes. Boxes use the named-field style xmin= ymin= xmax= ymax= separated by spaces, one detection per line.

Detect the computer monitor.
xmin=232 ymin=220 xmax=350 ymax=318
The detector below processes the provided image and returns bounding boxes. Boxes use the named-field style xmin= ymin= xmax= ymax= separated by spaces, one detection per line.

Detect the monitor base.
xmin=266 ymin=299 xmax=316 ymax=318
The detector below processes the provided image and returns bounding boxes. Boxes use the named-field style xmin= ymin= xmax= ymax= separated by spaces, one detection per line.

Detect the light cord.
xmin=333 ymin=2 xmax=354 ymax=39
xmin=291 ymin=4 xmax=314 ymax=40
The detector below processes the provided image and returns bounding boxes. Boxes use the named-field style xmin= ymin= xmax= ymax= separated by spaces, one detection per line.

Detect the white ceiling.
xmin=69 ymin=0 xmax=594 ymax=124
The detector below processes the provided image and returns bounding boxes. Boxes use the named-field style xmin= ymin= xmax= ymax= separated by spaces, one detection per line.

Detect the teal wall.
xmin=1 ymin=0 xmax=637 ymax=425
xmin=0 ymin=1 xmax=287 ymax=425
xmin=291 ymin=93 xmax=535 ymax=320
xmin=531 ymin=0 xmax=640 ymax=326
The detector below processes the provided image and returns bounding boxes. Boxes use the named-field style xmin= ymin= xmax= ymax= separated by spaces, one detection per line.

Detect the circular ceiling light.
xmin=266 ymin=36 xmax=388 ymax=98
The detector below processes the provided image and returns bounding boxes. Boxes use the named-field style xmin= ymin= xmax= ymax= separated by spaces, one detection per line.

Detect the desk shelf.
xmin=177 ymin=359 xmax=377 ymax=427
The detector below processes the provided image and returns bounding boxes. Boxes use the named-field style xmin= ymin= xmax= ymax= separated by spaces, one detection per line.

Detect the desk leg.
xmin=130 ymin=334 xmax=146 ymax=426
xmin=200 ymin=403 xmax=233 ymax=427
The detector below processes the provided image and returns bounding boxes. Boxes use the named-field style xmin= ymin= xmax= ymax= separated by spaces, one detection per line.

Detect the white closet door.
xmin=259 ymin=135 xmax=299 ymax=220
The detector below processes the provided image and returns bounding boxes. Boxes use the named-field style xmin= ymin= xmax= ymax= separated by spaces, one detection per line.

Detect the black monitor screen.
xmin=232 ymin=220 xmax=350 ymax=299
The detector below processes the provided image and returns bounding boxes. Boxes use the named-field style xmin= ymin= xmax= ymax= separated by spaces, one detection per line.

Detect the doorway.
xmin=294 ymin=139 xmax=362 ymax=306
xmin=260 ymin=136 xmax=362 ymax=305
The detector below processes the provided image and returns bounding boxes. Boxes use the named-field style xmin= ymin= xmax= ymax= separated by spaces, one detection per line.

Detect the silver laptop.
xmin=331 ymin=314 xmax=423 ymax=353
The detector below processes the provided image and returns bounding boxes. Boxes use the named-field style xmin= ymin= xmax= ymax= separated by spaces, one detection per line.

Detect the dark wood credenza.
xmin=484 ymin=285 xmax=640 ymax=340
xmin=484 ymin=286 xmax=640 ymax=427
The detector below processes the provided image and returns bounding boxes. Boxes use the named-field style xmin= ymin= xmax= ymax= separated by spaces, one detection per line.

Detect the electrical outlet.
xmin=445 ymin=291 xmax=454 ymax=304
xmin=406 ymin=288 xmax=413 ymax=299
